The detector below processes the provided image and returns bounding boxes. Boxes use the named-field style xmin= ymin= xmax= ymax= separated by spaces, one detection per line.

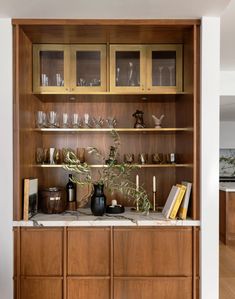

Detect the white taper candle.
xmin=153 ymin=176 xmax=156 ymax=192
xmin=136 ymin=174 xmax=139 ymax=191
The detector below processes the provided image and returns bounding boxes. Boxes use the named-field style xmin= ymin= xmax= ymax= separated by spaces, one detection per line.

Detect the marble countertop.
xmin=220 ymin=182 xmax=235 ymax=192
xmin=13 ymin=208 xmax=200 ymax=227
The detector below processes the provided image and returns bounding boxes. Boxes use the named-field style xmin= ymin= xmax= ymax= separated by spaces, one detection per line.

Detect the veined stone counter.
xmin=13 ymin=208 xmax=200 ymax=227
xmin=220 ymin=182 xmax=235 ymax=192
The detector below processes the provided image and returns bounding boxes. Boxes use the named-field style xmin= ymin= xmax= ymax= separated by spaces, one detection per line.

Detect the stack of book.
xmin=162 ymin=181 xmax=192 ymax=220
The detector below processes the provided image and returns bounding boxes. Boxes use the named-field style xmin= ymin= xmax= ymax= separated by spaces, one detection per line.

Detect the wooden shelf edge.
xmin=31 ymin=164 xmax=193 ymax=168
xmin=32 ymin=91 xmax=190 ymax=95
xmin=32 ymin=128 xmax=193 ymax=133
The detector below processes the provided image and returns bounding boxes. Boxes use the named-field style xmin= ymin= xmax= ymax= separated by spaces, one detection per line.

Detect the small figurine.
xmin=152 ymin=114 xmax=165 ymax=128
xmin=105 ymin=146 xmax=117 ymax=165
xmin=132 ymin=110 xmax=145 ymax=128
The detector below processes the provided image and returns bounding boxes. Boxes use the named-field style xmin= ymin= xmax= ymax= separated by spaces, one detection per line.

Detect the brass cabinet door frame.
xmin=33 ymin=44 xmax=70 ymax=94
xmin=146 ymin=44 xmax=183 ymax=93
xmin=110 ymin=45 xmax=146 ymax=93
xmin=70 ymin=45 xmax=107 ymax=93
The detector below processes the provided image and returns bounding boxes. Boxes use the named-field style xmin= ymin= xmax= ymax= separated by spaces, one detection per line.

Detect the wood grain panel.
xmin=14 ymin=26 xmax=43 ymax=220
xmin=67 ymin=228 xmax=110 ymax=276
xmin=114 ymin=227 xmax=193 ymax=276
xmin=225 ymin=191 xmax=235 ymax=244
xmin=220 ymin=190 xmax=227 ymax=244
xmin=67 ymin=278 xmax=110 ymax=299
xmin=16 ymin=21 xmax=200 ymax=44
xmin=21 ymin=228 xmax=63 ymax=276
xmin=20 ymin=278 xmax=62 ymax=299
xmin=114 ymin=277 xmax=192 ymax=299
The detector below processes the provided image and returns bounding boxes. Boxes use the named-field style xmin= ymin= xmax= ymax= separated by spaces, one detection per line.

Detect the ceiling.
xmin=0 ymin=0 xmax=230 ymax=19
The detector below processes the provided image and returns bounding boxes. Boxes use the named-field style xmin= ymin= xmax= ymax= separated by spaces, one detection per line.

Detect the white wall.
xmin=201 ymin=17 xmax=220 ymax=299
xmin=220 ymin=121 xmax=235 ymax=148
xmin=0 ymin=19 xmax=13 ymax=299
xmin=221 ymin=71 xmax=235 ymax=95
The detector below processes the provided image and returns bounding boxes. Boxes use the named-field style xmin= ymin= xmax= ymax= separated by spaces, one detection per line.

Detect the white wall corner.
xmin=0 ymin=18 xmax=13 ymax=299
xmin=201 ymin=16 xmax=220 ymax=299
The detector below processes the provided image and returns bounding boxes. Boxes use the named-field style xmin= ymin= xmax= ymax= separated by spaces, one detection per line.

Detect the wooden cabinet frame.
xmin=70 ymin=45 xmax=107 ymax=93
xmin=146 ymin=44 xmax=183 ymax=92
xmin=33 ymin=44 xmax=70 ymax=93
xmin=109 ymin=45 xmax=146 ymax=93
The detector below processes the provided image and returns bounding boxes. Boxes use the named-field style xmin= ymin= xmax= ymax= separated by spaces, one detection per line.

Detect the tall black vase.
xmin=90 ymin=184 xmax=106 ymax=216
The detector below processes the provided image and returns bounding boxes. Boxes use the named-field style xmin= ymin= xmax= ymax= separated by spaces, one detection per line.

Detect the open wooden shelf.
xmin=32 ymin=163 xmax=193 ymax=168
xmin=33 ymin=127 xmax=193 ymax=133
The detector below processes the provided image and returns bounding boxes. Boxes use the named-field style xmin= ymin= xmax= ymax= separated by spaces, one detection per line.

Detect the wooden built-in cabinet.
xmin=13 ymin=19 xmax=200 ymax=299
xmin=110 ymin=44 xmax=182 ymax=93
xmin=114 ymin=277 xmax=192 ymax=299
xmin=14 ymin=227 xmax=199 ymax=299
xmin=33 ymin=44 xmax=106 ymax=93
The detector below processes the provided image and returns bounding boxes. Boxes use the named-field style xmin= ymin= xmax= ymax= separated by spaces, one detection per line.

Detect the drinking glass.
xmin=35 ymin=111 xmax=46 ymax=128
xmin=47 ymin=111 xmax=59 ymax=128
xmin=71 ymin=113 xmax=80 ymax=128
xmin=62 ymin=113 xmax=69 ymax=128
xmin=138 ymin=153 xmax=148 ymax=164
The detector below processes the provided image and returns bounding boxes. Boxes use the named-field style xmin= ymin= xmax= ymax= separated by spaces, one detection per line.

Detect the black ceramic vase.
xmin=90 ymin=184 xmax=106 ymax=216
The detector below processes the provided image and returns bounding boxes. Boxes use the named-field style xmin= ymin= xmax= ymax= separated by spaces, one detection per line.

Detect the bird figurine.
xmin=152 ymin=114 xmax=165 ymax=128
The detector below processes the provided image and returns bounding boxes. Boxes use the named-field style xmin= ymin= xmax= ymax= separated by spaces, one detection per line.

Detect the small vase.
xmin=90 ymin=184 xmax=106 ymax=216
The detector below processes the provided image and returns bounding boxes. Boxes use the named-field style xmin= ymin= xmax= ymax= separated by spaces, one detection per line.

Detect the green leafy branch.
xmin=62 ymin=130 xmax=151 ymax=213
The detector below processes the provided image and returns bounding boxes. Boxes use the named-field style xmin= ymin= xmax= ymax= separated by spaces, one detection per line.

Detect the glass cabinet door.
xmin=146 ymin=45 xmax=182 ymax=92
xmin=70 ymin=45 xmax=106 ymax=92
xmin=110 ymin=45 xmax=146 ymax=93
xmin=33 ymin=45 xmax=70 ymax=93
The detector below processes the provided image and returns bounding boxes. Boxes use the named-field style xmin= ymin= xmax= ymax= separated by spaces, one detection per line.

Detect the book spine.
xmin=23 ymin=179 xmax=29 ymax=221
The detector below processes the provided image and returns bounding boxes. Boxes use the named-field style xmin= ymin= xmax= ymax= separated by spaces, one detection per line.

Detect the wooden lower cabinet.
xmin=67 ymin=278 xmax=110 ymax=299
xmin=20 ymin=228 xmax=63 ymax=276
xmin=20 ymin=278 xmax=62 ymax=299
xmin=15 ymin=227 xmax=198 ymax=299
xmin=67 ymin=228 xmax=110 ymax=276
xmin=114 ymin=278 xmax=192 ymax=299
xmin=114 ymin=227 xmax=193 ymax=276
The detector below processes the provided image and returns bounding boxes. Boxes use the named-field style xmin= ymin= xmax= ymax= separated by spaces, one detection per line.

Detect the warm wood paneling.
xmin=114 ymin=277 xmax=192 ymax=299
xmin=67 ymin=228 xmax=110 ymax=276
xmin=67 ymin=278 xmax=110 ymax=299
xmin=114 ymin=227 xmax=193 ymax=276
xmin=220 ymin=191 xmax=235 ymax=245
xmin=20 ymin=278 xmax=62 ymax=299
xmin=21 ymin=228 xmax=63 ymax=276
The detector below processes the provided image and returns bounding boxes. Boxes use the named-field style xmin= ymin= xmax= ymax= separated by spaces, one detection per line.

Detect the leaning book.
xmin=178 ymin=181 xmax=192 ymax=220
xmin=162 ymin=185 xmax=180 ymax=219
xmin=23 ymin=178 xmax=38 ymax=221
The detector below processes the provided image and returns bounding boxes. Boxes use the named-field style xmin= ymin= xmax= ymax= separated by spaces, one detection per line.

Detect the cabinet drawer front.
xmin=67 ymin=278 xmax=110 ymax=299
xmin=114 ymin=277 xmax=192 ymax=299
xmin=67 ymin=228 xmax=110 ymax=275
xmin=21 ymin=228 xmax=63 ymax=276
xmin=114 ymin=228 xmax=192 ymax=276
xmin=20 ymin=278 xmax=62 ymax=299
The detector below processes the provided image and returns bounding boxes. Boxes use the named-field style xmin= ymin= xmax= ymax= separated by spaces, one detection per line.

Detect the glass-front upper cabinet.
xmin=146 ymin=45 xmax=182 ymax=92
xmin=110 ymin=45 xmax=146 ymax=93
xmin=33 ymin=45 xmax=70 ymax=93
xmin=70 ymin=45 xmax=107 ymax=92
